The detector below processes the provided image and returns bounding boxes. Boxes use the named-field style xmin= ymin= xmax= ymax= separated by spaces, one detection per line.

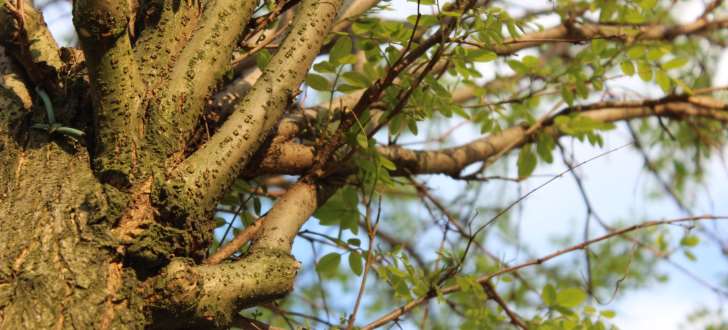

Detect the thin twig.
xmin=204 ymin=218 xmax=263 ymax=265
xmin=478 ymin=143 xmax=632 ymax=231
xmin=345 ymin=197 xmax=382 ymax=329
xmin=482 ymin=281 xmax=528 ymax=329
xmin=361 ymin=215 xmax=728 ymax=330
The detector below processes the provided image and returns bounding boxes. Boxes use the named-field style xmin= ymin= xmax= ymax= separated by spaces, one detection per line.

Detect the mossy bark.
xmin=0 ymin=106 xmax=146 ymax=329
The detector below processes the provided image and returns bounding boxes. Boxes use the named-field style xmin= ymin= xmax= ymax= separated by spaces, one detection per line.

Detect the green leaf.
xmin=406 ymin=14 xmax=438 ymax=27
xmin=349 ymin=251 xmax=364 ymax=275
xmin=600 ymin=2 xmax=616 ymax=21
xmin=646 ymin=47 xmax=666 ymax=61
xmin=620 ymin=61 xmax=635 ymax=76
xmin=600 ymin=310 xmax=616 ymax=319
xmin=306 ymin=73 xmax=331 ymax=91
xmin=356 ymin=133 xmax=369 ymax=148
xmin=507 ymin=59 xmax=528 ymax=75
xmin=556 ymin=287 xmax=587 ymax=308
xmin=506 ymin=20 xmax=521 ymax=38
xmin=314 ymin=61 xmax=337 ymax=73
xmin=684 ymin=250 xmax=697 ymax=261
xmin=379 ymin=154 xmax=397 ymax=171
xmin=330 ymin=36 xmax=352 ymax=64
xmin=517 ymin=145 xmax=537 ymax=179
xmin=624 ymin=8 xmax=645 ymax=24
xmin=655 ymin=69 xmax=671 ymax=93
xmin=626 ymin=45 xmax=645 ymax=59
xmin=656 ymin=233 xmax=668 ymax=252
xmin=255 ymin=49 xmax=272 ymax=69
xmin=316 ymin=253 xmax=341 ymax=276
xmin=522 ymin=55 xmax=539 ymax=68
xmin=337 ymin=54 xmax=359 ymax=65
xmin=680 ymin=235 xmax=700 ymax=247
xmin=561 ymin=86 xmax=574 ymax=106
xmin=541 ymin=284 xmax=557 ymax=306
xmin=639 ymin=0 xmax=657 ymax=10
xmin=337 ymin=84 xmax=363 ymax=93
xmin=342 ymin=71 xmax=371 ymax=89
xmin=468 ymin=49 xmax=497 ymax=62
xmin=591 ymin=39 xmax=607 ymax=54
xmin=314 ymin=187 xmax=359 ymax=230
xmin=637 ymin=61 xmax=653 ymax=82
xmin=536 ymin=133 xmax=555 ymax=163
xmin=662 ymin=57 xmax=689 ymax=70
xmin=673 ymin=78 xmax=694 ymax=94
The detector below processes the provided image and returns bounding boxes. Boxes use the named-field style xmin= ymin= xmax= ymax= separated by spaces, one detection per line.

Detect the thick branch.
xmin=251 ymin=181 xmax=322 ymax=251
xmin=148 ymin=180 xmax=336 ymax=325
xmin=144 ymin=0 xmax=256 ymax=159
xmin=145 ymin=248 xmax=299 ymax=328
xmin=489 ymin=17 xmax=728 ymax=55
xmin=73 ymin=0 xmax=145 ymax=186
xmin=133 ymin=0 xmax=202 ymax=87
xmin=157 ymin=0 xmax=343 ymax=218
xmin=384 ymin=97 xmax=728 ymax=175
xmin=331 ymin=0 xmax=379 ymax=33
xmin=249 ymin=96 xmax=728 ymax=176
xmin=0 ymin=0 xmax=62 ymax=92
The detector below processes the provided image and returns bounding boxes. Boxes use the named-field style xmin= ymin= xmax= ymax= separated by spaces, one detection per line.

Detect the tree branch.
xmin=246 ymin=95 xmax=728 ymax=177
xmin=145 ymin=248 xmax=299 ymax=328
xmin=133 ymin=0 xmax=202 ymax=87
xmin=379 ymin=96 xmax=728 ymax=176
xmin=0 ymin=0 xmax=62 ymax=93
xmin=144 ymin=0 xmax=257 ymax=160
xmin=148 ymin=179 xmax=337 ymax=325
xmin=488 ymin=17 xmax=728 ymax=56
xmin=251 ymin=181 xmax=324 ymax=251
xmin=331 ymin=0 xmax=379 ymax=34
xmin=204 ymin=217 xmax=263 ymax=265
xmin=482 ymin=281 xmax=528 ymax=330
xmin=73 ymin=0 xmax=145 ymax=186
xmin=157 ymin=0 xmax=344 ymax=219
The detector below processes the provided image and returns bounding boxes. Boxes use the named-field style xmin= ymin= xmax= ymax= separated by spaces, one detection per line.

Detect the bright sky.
xmin=39 ymin=1 xmax=728 ymax=329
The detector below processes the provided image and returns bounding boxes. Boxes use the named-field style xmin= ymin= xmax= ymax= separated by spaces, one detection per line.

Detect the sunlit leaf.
xmin=556 ymin=287 xmax=587 ymax=308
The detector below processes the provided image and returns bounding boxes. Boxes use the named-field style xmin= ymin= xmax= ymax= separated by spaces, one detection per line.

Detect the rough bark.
xmin=0 ymin=43 xmax=146 ymax=328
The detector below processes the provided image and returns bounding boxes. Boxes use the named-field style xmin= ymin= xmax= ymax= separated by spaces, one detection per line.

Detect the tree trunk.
xmin=0 ymin=119 xmax=146 ymax=328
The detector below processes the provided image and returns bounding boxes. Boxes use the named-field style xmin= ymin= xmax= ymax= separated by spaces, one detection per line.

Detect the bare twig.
xmin=482 ymin=281 xmax=528 ymax=330
xmin=204 ymin=218 xmax=263 ymax=265
xmin=345 ymin=197 xmax=382 ymax=329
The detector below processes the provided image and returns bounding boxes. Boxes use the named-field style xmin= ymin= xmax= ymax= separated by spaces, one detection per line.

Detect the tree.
xmin=0 ymin=0 xmax=727 ymax=328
